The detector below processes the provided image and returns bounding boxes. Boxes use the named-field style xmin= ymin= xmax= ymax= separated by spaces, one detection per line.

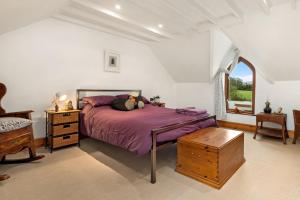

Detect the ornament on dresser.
xmin=150 ymin=95 xmax=160 ymax=103
xmin=263 ymin=100 xmax=272 ymax=114
xmin=274 ymin=107 xmax=283 ymax=114
xmin=64 ymin=100 xmax=74 ymax=111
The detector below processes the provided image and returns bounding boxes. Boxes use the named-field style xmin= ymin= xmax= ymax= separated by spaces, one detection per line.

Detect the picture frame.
xmin=104 ymin=50 xmax=120 ymax=73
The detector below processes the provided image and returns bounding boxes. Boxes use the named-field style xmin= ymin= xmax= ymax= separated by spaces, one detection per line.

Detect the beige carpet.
xmin=1 ymin=132 xmax=300 ymax=200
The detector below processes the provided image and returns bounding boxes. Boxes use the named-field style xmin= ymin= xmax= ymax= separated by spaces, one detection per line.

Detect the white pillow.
xmin=0 ymin=117 xmax=32 ymax=133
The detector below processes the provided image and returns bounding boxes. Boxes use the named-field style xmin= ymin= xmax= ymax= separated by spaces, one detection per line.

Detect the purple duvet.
xmin=80 ymin=104 xmax=216 ymax=155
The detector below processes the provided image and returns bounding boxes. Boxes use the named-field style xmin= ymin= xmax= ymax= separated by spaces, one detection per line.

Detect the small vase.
xmin=264 ymin=101 xmax=272 ymax=114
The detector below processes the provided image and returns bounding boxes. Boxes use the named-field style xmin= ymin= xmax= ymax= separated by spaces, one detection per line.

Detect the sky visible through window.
xmin=229 ymin=61 xmax=253 ymax=83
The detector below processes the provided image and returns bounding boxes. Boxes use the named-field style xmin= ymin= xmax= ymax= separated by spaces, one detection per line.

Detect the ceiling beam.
xmin=58 ymin=7 xmax=162 ymax=42
xmin=70 ymin=0 xmax=173 ymax=39
xmin=53 ymin=14 xmax=156 ymax=43
xmin=224 ymin=0 xmax=244 ymax=21
xmin=256 ymin=0 xmax=271 ymax=15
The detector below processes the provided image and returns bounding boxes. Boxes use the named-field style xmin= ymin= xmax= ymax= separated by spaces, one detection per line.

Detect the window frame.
xmin=225 ymin=57 xmax=256 ymax=115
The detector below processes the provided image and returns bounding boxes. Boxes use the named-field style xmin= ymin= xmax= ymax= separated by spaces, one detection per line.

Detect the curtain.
xmin=214 ymin=46 xmax=240 ymax=120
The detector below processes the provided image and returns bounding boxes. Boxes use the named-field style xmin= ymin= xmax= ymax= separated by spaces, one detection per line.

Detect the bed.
xmin=77 ymin=89 xmax=217 ymax=183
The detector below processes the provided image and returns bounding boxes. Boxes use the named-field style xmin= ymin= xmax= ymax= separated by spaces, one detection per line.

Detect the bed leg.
xmin=151 ymin=132 xmax=157 ymax=184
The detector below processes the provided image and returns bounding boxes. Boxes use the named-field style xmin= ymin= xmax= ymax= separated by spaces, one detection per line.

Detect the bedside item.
xmin=274 ymin=107 xmax=283 ymax=114
xmin=263 ymin=100 xmax=272 ymax=113
xmin=52 ymin=92 xmax=67 ymax=112
xmin=151 ymin=102 xmax=165 ymax=107
xmin=45 ymin=110 xmax=80 ymax=152
xmin=0 ymin=82 xmax=44 ymax=181
xmin=176 ymin=128 xmax=245 ymax=189
xmin=293 ymin=110 xmax=300 ymax=144
xmin=64 ymin=100 xmax=74 ymax=111
xmin=150 ymin=95 xmax=160 ymax=103
xmin=254 ymin=113 xmax=288 ymax=144
xmin=67 ymin=100 xmax=74 ymax=110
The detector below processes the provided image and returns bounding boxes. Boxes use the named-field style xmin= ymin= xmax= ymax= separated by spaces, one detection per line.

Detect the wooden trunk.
xmin=176 ymin=128 xmax=245 ymax=189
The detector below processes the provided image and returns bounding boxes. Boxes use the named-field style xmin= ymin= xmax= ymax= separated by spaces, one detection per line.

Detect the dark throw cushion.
xmin=116 ymin=94 xmax=150 ymax=104
xmin=111 ymin=99 xmax=135 ymax=111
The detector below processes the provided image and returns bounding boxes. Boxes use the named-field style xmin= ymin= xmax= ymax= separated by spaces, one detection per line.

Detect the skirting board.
xmin=218 ymin=120 xmax=295 ymax=138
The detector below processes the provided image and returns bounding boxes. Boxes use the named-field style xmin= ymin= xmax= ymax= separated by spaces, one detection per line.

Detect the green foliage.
xmin=229 ymin=77 xmax=252 ymax=101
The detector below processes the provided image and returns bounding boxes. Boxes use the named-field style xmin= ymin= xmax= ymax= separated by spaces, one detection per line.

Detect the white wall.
xmin=149 ymin=32 xmax=211 ymax=83
xmin=0 ymin=18 xmax=176 ymax=138
xmin=175 ymin=74 xmax=300 ymax=130
xmin=176 ymin=82 xmax=214 ymax=114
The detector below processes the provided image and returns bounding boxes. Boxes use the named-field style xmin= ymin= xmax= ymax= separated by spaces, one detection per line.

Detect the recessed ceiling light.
xmin=115 ymin=4 xmax=121 ymax=10
xmin=158 ymin=24 xmax=163 ymax=28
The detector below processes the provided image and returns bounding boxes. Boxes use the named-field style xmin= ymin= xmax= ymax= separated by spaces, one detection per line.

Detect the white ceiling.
xmin=55 ymin=0 xmax=244 ymax=42
xmin=0 ymin=0 xmax=69 ymax=35
xmin=0 ymin=0 xmax=299 ymax=81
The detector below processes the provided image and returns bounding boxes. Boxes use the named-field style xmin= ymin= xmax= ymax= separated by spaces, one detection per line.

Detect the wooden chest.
xmin=176 ymin=127 xmax=245 ymax=189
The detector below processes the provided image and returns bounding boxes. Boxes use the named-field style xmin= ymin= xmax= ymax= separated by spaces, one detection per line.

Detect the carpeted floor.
xmin=1 ymin=132 xmax=300 ymax=200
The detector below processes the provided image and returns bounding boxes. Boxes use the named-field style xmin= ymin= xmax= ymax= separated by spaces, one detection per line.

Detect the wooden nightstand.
xmin=254 ymin=113 xmax=288 ymax=144
xmin=45 ymin=110 xmax=80 ymax=152
xmin=151 ymin=102 xmax=165 ymax=107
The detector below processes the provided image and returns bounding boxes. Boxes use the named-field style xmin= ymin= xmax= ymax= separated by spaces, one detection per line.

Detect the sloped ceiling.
xmin=0 ymin=0 xmax=70 ymax=35
xmin=0 ymin=0 xmax=299 ymax=82
xmin=224 ymin=2 xmax=300 ymax=81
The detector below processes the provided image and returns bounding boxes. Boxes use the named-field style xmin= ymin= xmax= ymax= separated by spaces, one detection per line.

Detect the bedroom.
xmin=1 ymin=0 xmax=300 ymax=199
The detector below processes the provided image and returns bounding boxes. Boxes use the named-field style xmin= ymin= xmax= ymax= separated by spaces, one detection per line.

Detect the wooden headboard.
xmin=0 ymin=83 xmax=7 ymax=114
xmin=76 ymin=89 xmax=142 ymax=109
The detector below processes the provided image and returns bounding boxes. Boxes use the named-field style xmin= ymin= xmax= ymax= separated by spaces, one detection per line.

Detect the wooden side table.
xmin=45 ymin=110 xmax=80 ymax=152
xmin=254 ymin=113 xmax=288 ymax=144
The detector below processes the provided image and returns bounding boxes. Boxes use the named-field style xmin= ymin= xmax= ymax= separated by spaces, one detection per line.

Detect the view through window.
xmin=225 ymin=57 xmax=255 ymax=115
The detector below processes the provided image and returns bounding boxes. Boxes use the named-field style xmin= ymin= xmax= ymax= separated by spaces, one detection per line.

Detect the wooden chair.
xmin=0 ymin=82 xmax=44 ymax=181
xmin=293 ymin=110 xmax=300 ymax=144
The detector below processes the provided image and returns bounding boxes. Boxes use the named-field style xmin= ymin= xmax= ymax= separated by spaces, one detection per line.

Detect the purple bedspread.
xmin=81 ymin=104 xmax=216 ymax=155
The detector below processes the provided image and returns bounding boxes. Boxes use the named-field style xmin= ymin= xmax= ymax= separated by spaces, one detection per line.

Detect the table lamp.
xmin=53 ymin=92 xmax=67 ymax=112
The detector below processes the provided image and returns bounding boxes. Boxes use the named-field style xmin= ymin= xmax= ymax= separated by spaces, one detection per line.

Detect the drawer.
xmin=51 ymin=112 xmax=78 ymax=125
xmin=53 ymin=134 xmax=78 ymax=149
xmin=52 ymin=123 xmax=78 ymax=136
xmin=256 ymin=114 xmax=285 ymax=124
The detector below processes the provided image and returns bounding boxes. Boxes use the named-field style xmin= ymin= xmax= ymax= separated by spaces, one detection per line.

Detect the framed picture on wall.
xmin=104 ymin=50 xmax=120 ymax=73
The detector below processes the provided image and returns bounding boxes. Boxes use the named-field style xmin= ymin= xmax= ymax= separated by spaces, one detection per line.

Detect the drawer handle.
xmin=62 ymin=135 xmax=71 ymax=140
xmin=63 ymin=124 xmax=71 ymax=128
xmin=63 ymin=113 xmax=71 ymax=117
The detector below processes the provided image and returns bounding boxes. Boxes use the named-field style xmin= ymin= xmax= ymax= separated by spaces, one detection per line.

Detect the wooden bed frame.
xmin=76 ymin=89 xmax=217 ymax=183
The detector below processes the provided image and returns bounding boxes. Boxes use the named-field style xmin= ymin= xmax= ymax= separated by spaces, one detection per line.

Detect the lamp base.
xmin=55 ymin=104 xmax=59 ymax=112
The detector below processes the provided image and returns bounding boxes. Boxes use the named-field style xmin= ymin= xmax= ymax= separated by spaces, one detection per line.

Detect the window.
xmin=225 ymin=57 xmax=256 ymax=115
